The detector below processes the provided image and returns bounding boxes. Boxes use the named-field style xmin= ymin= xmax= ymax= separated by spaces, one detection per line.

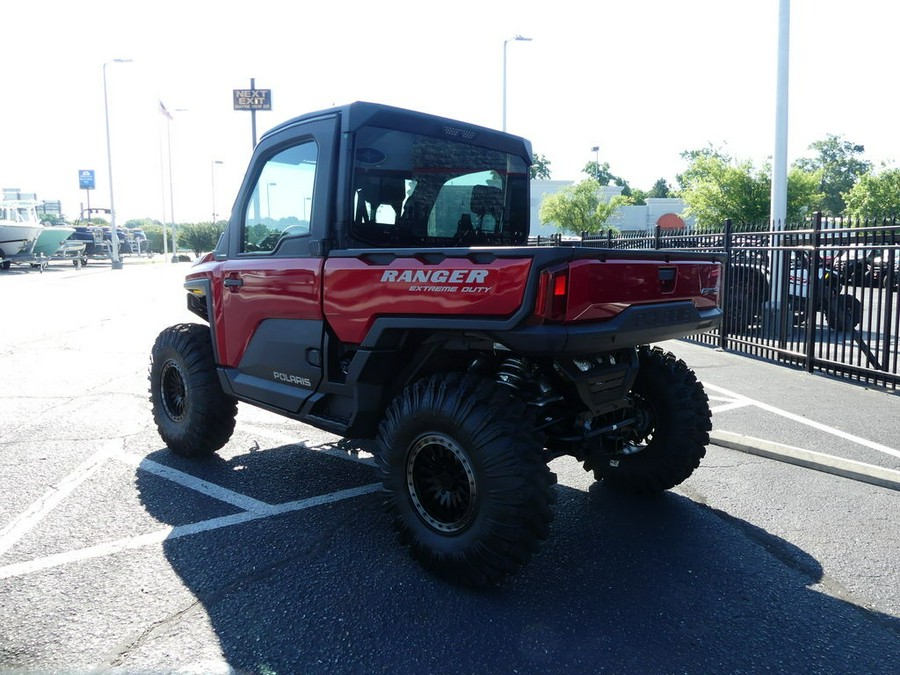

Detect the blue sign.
xmin=79 ymin=169 xmax=95 ymax=190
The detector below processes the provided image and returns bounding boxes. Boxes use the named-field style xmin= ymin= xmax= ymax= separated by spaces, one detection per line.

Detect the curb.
xmin=709 ymin=430 xmax=900 ymax=492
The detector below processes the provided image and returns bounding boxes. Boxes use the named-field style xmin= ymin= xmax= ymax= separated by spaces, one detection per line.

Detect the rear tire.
xmin=587 ymin=346 xmax=711 ymax=494
xmin=149 ymin=323 xmax=237 ymax=457
xmin=825 ymin=293 xmax=862 ymax=331
xmin=376 ymin=373 xmax=556 ymax=586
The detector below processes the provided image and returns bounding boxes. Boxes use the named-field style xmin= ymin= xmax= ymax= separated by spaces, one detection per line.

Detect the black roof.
xmin=260 ymin=101 xmax=532 ymax=160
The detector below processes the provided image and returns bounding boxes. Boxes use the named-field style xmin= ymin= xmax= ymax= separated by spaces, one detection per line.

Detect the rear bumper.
xmin=493 ymin=301 xmax=721 ymax=356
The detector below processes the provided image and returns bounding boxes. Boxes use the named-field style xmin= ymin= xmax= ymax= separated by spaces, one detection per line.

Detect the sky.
xmin=3 ymin=0 xmax=898 ymax=224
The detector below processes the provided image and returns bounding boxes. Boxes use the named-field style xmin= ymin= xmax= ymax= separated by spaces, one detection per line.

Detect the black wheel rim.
xmin=160 ymin=360 xmax=188 ymax=423
xmin=406 ymin=433 xmax=477 ymax=533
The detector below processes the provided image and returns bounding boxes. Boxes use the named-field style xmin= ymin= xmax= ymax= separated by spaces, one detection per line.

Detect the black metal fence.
xmin=547 ymin=214 xmax=900 ymax=390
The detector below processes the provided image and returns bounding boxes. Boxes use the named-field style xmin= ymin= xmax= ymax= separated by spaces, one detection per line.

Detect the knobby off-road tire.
xmin=149 ymin=323 xmax=237 ymax=457
xmin=725 ymin=270 xmax=764 ymax=332
xmin=825 ymin=293 xmax=862 ymax=332
xmin=376 ymin=373 xmax=556 ymax=587
xmin=588 ymin=346 xmax=711 ymax=494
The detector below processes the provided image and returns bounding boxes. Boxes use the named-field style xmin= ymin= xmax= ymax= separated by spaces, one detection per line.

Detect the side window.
xmin=241 ymin=141 xmax=317 ymax=254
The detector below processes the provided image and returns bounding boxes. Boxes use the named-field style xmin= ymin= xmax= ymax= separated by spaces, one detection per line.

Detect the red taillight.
xmin=553 ymin=272 xmax=567 ymax=297
xmin=535 ymin=265 xmax=569 ymax=322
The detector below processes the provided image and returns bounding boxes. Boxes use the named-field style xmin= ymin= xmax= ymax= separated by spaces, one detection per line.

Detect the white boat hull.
xmin=0 ymin=223 xmax=44 ymax=258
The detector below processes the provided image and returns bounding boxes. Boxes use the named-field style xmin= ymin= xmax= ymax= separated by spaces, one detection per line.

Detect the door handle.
xmin=224 ymin=277 xmax=243 ymax=288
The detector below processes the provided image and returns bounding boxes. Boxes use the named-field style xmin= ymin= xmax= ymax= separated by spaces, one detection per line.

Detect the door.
xmin=215 ymin=119 xmax=335 ymax=413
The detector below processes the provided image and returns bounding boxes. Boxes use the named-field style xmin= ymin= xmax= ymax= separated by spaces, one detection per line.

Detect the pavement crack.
xmin=100 ymin=596 xmax=207 ymax=670
xmin=98 ymin=518 xmax=346 ymax=670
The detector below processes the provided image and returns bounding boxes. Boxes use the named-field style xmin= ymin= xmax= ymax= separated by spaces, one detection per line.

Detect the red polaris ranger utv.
xmin=150 ymin=102 xmax=724 ymax=586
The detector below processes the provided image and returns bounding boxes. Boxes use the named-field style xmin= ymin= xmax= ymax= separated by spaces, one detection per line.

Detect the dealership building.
xmin=530 ymin=180 xmax=694 ymax=238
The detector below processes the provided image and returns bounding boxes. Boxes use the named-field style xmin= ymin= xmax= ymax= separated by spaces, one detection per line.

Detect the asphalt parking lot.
xmin=1 ymin=257 xmax=898 ymax=673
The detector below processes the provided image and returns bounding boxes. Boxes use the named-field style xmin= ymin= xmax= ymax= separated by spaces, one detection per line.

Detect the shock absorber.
xmin=496 ymin=357 xmax=530 ymax=391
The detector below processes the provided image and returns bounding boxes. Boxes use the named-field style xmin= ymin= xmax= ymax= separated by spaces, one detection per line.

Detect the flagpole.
xmin=157 ymin=99 xmax=170 ymax=259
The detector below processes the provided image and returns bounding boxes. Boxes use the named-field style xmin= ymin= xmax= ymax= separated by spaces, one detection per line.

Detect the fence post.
xmin=720 ymin=219 xmax=733 ymax=349
xmin=803 ymin=212 xmax=823 ymax=373
xmin=654 ymin=224 xmax=662 ymax=250
xmin=881 ymin=222 xmax=896 ymax=370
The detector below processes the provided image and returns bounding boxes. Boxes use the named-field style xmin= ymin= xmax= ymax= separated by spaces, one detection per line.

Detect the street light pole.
xmin=765 ymin=0 xmax=791 ymax=335
xmin=165 ymin=108 xmax=188 ymax=261
xmin=211 ymin=160 xmax=224 ymax=224
xmin=103 ymin=58 xmax=132 ymax=270
xmin=502 ymin=35 xmax=532 ymax=132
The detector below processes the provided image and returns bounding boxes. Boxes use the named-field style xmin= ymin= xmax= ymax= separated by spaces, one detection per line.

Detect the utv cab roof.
xmin=260 ymin=101 xmax=533 ymax=161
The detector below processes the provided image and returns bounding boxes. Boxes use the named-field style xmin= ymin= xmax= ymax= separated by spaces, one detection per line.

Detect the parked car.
xmin=830 ymin=244 xmax=886 ymax=287
xmin=870 ymin=248 xmax=899 ymax=290
xmin=726 ymin=247 xmax=861 ymax=332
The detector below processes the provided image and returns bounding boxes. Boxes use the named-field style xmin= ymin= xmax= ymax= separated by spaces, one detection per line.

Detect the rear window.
xmin=350 ymin=126 xmax=529 ymax=247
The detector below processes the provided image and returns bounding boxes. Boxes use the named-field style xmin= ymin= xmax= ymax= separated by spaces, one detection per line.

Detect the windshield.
xmin=350 ymin=125 xmax=529 ymax=247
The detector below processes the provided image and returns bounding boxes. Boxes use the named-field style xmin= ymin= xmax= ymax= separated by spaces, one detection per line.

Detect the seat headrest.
xmin=358 ymin=176 xmax=406 ymax=206
xmin=470 ymin=185 xmax=504 ymax=217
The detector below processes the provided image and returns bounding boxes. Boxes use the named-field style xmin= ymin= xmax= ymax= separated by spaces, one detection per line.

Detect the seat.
xmin=355 ymin=175 xmax=406 ymax=224
xmin=469 ymin=185 xmax=504 ymax=233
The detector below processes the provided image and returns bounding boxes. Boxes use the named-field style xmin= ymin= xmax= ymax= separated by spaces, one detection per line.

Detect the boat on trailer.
xmin=0 ymin=200 xmax=43 ymax=266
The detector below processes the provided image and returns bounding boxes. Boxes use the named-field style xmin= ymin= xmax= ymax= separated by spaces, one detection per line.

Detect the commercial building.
xmin=530 ymin=180 xmax=694 ymax=237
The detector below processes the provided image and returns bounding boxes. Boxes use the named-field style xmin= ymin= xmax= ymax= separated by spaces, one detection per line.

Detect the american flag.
xmin=159 ymin=100 xmax=173 ymax=120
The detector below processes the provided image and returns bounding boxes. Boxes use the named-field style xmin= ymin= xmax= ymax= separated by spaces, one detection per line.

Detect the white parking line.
xmin=116 ymin=453 xmax=276 ymax=513
xmin=4 ymin=380 xmax=892 ymax=583
xmin=0 ymin=441 xmax=121 ymax=558
xmin=704 ymin=382 xmax=900 ymax=461
xmin=708 ymin=393 xmax=755 ymax=414
xmin=0 ymin=425 xmax=383 ymax=581
xmin=0 ymin=483 xmax=381 ymax=581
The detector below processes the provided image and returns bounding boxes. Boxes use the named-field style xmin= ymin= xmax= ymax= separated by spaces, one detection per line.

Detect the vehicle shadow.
xmin=135 ymin=443 xmax=900 ymax=674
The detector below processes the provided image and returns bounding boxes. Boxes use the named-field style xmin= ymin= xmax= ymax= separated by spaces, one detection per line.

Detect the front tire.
xmin=587 ymin=346 xmax=711 ymax=494
xmin=377 ymin=373 xmax=556 ymax=586
xmin=149 ymin=323 xmax=237 ymax=457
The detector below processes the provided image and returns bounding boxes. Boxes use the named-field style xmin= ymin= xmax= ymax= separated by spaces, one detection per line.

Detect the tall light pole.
xmin=765 ymin=0 xmax=791 ymax=333
xmin=211 ymin=160 xmax=224 ymax=224
xmin=103 ymin=58 xmax=132 ymax=270
xmin=591 ymin=145 xmax=600 ymax=180
xmin=165 ymin=107 xmax=188 ymax=261
xmin=157 ymin=116 xmax=169 ymax=259
xmin=502 ymin=35 xmax=532 ymax=132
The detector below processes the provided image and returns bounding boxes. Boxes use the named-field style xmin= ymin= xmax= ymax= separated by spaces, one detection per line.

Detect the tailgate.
xmin=535 ymin=254 xmax=722 ymax=324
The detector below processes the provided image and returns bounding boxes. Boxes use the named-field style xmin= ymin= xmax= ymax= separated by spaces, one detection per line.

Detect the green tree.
xmin=39 ymin=213 xmax=66 ymax=226
xmin=583 ymin=161 xmax=630 ymax=194
xmin=627 ymin=189 xmax=647 ymax=206
xmin=679 ymin=150 xmax=822 ymax=226
xmin=124 ymin=217 xmax=161 ymax=229
xmin=177 ymin=222 xmax=225 ymax=257
xmin=647 ymin=178 xmax=671 ymax=199
xmin=530 ymin=153 xmax=552 ymax=180
xmin=786 ymin=168 xmax=825 ymax=223
xmin=141 ymin=223 xmax=167 ymax=254
xmin=676 ymin=144 xmax=732 ymax=189
xmin=843 ymin=168 xmax=900 ymax=220
xmin=539 ymin=179 xmax=624 ymax=235
xmin=679 ymin=154 xmax=769 ymax=226
xmin=794 ymin=134 xmax=871 ymax=216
